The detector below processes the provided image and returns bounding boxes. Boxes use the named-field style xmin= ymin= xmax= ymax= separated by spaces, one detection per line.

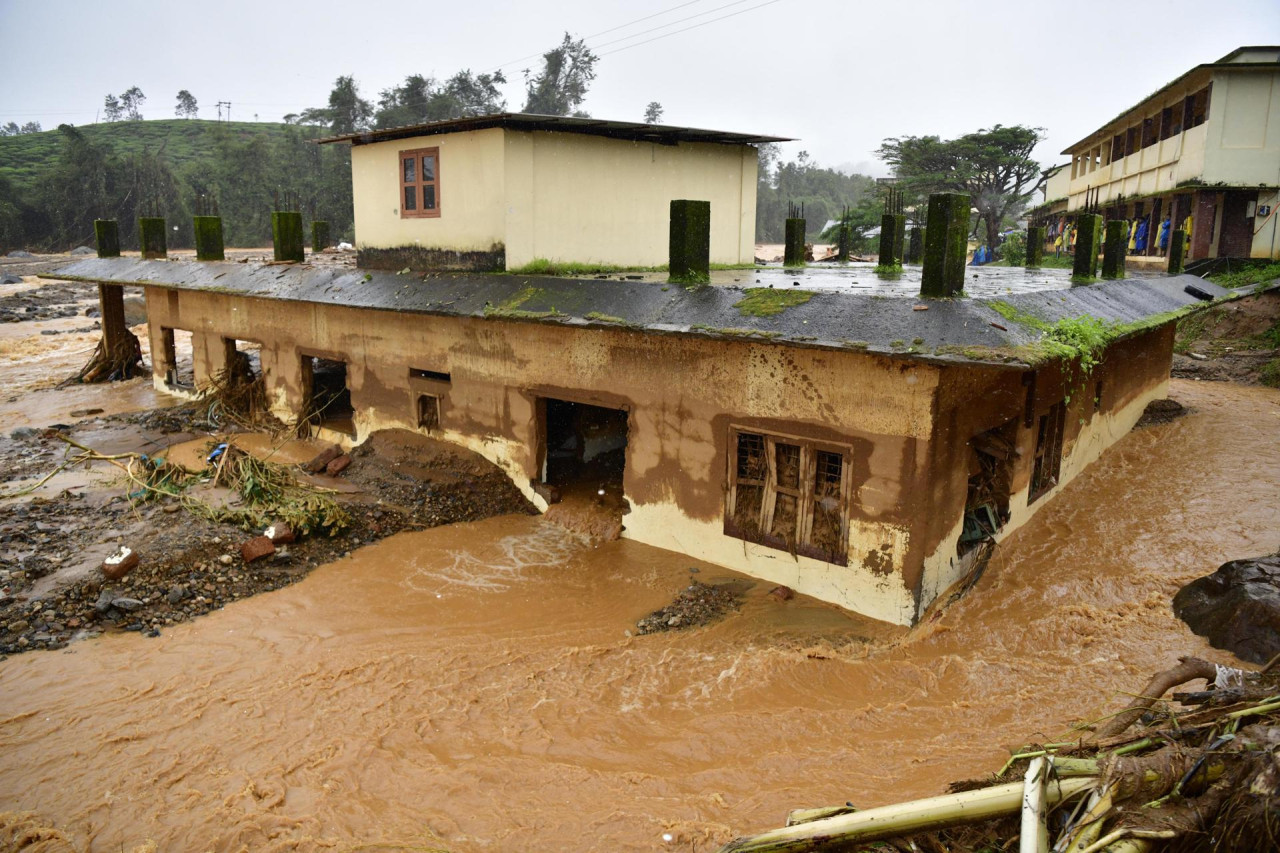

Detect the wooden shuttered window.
xmin=399 ymin=147 xmax=440 ymax=219
xmin=725 ymin=428 xmax=851 ymax=565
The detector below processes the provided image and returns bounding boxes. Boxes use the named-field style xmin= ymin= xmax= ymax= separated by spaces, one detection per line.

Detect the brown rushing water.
xmin=1 ymin=379 xmax=1278 ymax=852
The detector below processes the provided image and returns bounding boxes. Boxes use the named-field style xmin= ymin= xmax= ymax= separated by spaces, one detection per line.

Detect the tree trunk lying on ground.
xmin=717 ymin=656 xmax=1280 ymax=853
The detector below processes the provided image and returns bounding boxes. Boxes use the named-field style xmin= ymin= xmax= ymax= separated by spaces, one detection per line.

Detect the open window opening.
xmin=541 ymin=398 xmax=628 ymax=499
xmin=223 ymin=338 xmax=261 ymax=385
xmin=725 ymin=428 xmax=850 ymax=565
xmin=1029 ymin=401 xmax=1067 ymax=504
xmin=303 ymin=355 xmax=354 ymax=436
xmin=417 ymin=394 xmax=440 ymax=431
xmin=959 ymin=418 xmax=1019 ymax=556
xmin=162 ymin=327 xmax=194 ymax=388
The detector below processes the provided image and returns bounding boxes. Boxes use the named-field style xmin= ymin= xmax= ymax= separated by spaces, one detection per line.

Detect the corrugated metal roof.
xmin=313 ymin=112 xmax=793 ymax=147
xmin=44 ymin=259 xmax=1251 ymax=369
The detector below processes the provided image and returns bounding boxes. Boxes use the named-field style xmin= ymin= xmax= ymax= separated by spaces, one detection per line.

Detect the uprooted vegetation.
xmin=720 ymin=656 xmax=1280 ymax=852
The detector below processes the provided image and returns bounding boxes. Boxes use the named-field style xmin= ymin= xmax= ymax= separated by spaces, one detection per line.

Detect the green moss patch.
xmin=733 ymin=288 xmax=814 ymax=317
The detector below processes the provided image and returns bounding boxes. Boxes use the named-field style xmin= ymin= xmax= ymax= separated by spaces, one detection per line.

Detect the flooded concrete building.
xmin=50 ymin=252 xmax=1229 ymax=626
xmin=1061 ymin=46 xmax=1280 ymax=260
xmin=321 ymin=114 xmax=783 ymax=271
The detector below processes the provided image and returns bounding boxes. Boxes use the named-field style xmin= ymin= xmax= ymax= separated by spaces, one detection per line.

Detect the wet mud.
xmin=0 ymin=379 xmax=1277 ymax=851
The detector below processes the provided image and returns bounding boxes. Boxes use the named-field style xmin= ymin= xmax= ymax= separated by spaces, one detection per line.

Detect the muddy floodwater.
xmin=2 ymin=379 xmax=1279 ymax=852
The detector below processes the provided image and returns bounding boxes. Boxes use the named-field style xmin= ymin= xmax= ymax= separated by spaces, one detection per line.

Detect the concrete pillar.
xmin=906 ymin=227 xmax=924 ymax=265
xmin=193 ymin=216 xmax=225 ymax=261
xmin=312 ymin=220 xmax=331 ymax=253
xmin=1101 ymin=220 xmax=1127 ymax=280
xmin=1168 ymin=229 xmax=1186 ymax=274
xmin=668 ymin=199 xmax=710 ymax=284
xmin=1025 ymin=226 xmax=1045 ymax=269
xmin=836 ymin=225 xmax=851 ymax=262
xmin=878 ymin=214 xmax=906 ymax=270
xmin=1072 ymin=213 xmax=1102 ymax=282
xmin=138 ymin=217 xmax=167 ymax=259
xmin=920 ymin=193 xmax=969 ymax=298
xmin=94 ymin=219 xmax=120 ymax=258
xmin=783 ymin=218 xmax=806 ymax=267
xmin=272 ymin=211 xmax=305 ymax=263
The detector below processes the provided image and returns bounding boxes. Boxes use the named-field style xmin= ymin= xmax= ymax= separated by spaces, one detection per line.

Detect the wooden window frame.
xmin=724 ymin=426 xmax=852 ymax=565
xmin=399 ymin=146 xmax=440 ymax=219
xmin=1028 ymin=400 xmax=1067 ymax=503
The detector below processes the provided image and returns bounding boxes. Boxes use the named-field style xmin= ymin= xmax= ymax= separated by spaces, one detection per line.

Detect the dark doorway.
xmin=304 ymin=356 xmax=354 ymax=435
xmin=1218 ymin=191 xmax=1256 ymax=258
xmin=542 ymin=398 xmax=628 ymax=493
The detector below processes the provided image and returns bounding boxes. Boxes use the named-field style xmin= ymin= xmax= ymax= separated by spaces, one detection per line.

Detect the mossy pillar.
xmin=1026 ymin=226 xmax=1045 ymax=269
xmin=783 ymin=218 xmax=806 ymax=267
xmin=1072 ymin=213 xmax=1102 ymax=281
xmin=137 ymin=217 xmax=167 ymax=260
xmin=272 ymin=211 xmax=305 ymax=263
xmin=94 ymin=219 xmax=120 ymax=258
xmin=920 ymin=192 xmax=970 ymax=298
xmin=312 ymin=220 xmax=331 ymax=252
xmin=1168 ymin=229 xmax=1186 ymax=274
xmin=878 ymin=214 xmax=906 ymax=270
xmin=1101 ymin=220 xmax=1127 ymax=280
xmin=668 ymin=199 xmax=711 ymax=284
xmin=193 ymin=216 xmax=225 ymax=261
xmin=906 ymin=226 xmax=924 ymax=265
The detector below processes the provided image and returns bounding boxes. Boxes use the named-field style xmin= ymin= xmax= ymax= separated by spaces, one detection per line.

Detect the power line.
xmin=589 ymin=0 xmax=757 ymax=53
xmin=596 ymin=0 xmax=785 ymax=57
xmin=482 ymin=0 xmax=715 ymax=74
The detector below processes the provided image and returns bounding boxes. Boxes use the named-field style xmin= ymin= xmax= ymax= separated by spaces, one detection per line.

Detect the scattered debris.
xmin=1135 ymin=398 xmax=1188 ymax=428
xmin=636 ymin=581 xmax=741 ymax=634
xmin=101 ymin=546 xmax=139 ymax=580
xmin=719 ymin=655 xmax=1280 ymax=852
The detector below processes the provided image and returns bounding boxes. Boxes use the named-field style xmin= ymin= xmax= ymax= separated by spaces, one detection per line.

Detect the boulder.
xmin=0 ymin=274 xmax=22 ymax=284
xmin=69 ymin=246 xmax=96 ymax=255
xmin=1173 ymin=553 xmax=1280 ymax=665
xmin=6 ymin=250 xmax=35 ymax=258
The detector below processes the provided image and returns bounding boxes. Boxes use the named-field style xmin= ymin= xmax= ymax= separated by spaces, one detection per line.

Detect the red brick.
xmin=240 ymin=536 xmax=276 ymax=563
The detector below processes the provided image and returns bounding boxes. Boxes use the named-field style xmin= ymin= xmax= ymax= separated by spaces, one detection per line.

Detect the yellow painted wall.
xmin=1203 ymin=69 xmax=1280 ymax=186
xmin=350 ymin=128 xmax=507 ymax=253
xmin=502 ymin=131 xmax=757 ymax=269
xmin=350 ymin=127 xmax=758 ymax=269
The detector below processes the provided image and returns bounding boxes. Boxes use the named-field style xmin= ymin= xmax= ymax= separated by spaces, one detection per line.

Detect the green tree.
xmin=374 ymin=70 xmax=507 ymax=128
xmin=303 ymin=76 xmax=373 ymax=135
xmin=643 ymin=101 xmax=663 ymax=124
xmin=877 ymin=125 xmax=1045 ymax=253
xmin=120 ymin=86 xmax=146 ymax=121
xmin=175 ymin=90 xmax=198 ymax=119
xmin=522 ymin=33 xmax=597 ymax=116
xmin=103 ymin=94 xmax=123 ymax=122
xmin=755 ymin=147 xmax=877 ymax=242
xmin=819 ymin=197 xmax=882 ymax=254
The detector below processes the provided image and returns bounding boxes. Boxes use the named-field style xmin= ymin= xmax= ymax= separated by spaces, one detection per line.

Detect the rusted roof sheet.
xmin=314 ymin=112 xmax=792 ymax=147
xmin=44 ymin=258 xmax=1251 ymax=369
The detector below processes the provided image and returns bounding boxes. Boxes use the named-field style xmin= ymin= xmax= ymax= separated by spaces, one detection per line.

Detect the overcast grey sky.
xmin=2 ymin=0 xmax=1277 ymax=176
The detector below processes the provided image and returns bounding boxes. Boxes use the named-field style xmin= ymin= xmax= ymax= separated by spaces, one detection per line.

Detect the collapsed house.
xmin=45 ymin=113 xmax=1248 ymax=627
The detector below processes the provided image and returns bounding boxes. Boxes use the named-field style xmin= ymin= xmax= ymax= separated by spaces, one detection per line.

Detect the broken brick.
xmin=240 ymin=536 xmax=276 ymax=563
xmin=101 ymin=547 xmax=139 ymax=580
xmin=304 ymin=445 xmax=341 ymax=473
xmin=324 ymin=454 xmax=351 ymax=476
xmin=263 ymin=522 xmax=295 ymax=544
xmin=767 ymin=585 xmax=794 ymax=601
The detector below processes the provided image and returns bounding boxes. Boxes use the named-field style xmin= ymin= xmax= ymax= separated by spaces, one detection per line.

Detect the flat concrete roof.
xmin=314 ymin=112 xmax=793 ymax=147
xmin=45 ymin=259 xmax=1246 ymax=370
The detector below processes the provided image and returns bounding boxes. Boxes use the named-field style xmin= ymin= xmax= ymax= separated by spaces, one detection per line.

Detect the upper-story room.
xmin=317 ymin=113 xmax=789 ymax=273
xmin=1062 ymin=47 xmax=1280 ymax=209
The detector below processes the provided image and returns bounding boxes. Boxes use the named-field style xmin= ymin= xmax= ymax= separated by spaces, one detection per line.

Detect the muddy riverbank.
xmin=1 ymin=378 xmax=1277 ymax=852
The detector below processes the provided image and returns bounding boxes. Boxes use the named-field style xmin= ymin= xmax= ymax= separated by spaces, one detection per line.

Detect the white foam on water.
xmin=402 ymin=521 xmax=585 ymax=596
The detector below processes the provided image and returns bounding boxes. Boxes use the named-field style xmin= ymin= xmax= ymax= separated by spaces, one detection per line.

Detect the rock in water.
xmin=1173 ymin=553 xmax=1280 ymax=665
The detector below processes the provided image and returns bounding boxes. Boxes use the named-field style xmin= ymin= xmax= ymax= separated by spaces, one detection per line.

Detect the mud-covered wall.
xmin=915 ymin=324 xmax=1176 ymax=616
xmin=143 ymin=286 xmax=946 ymax=623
